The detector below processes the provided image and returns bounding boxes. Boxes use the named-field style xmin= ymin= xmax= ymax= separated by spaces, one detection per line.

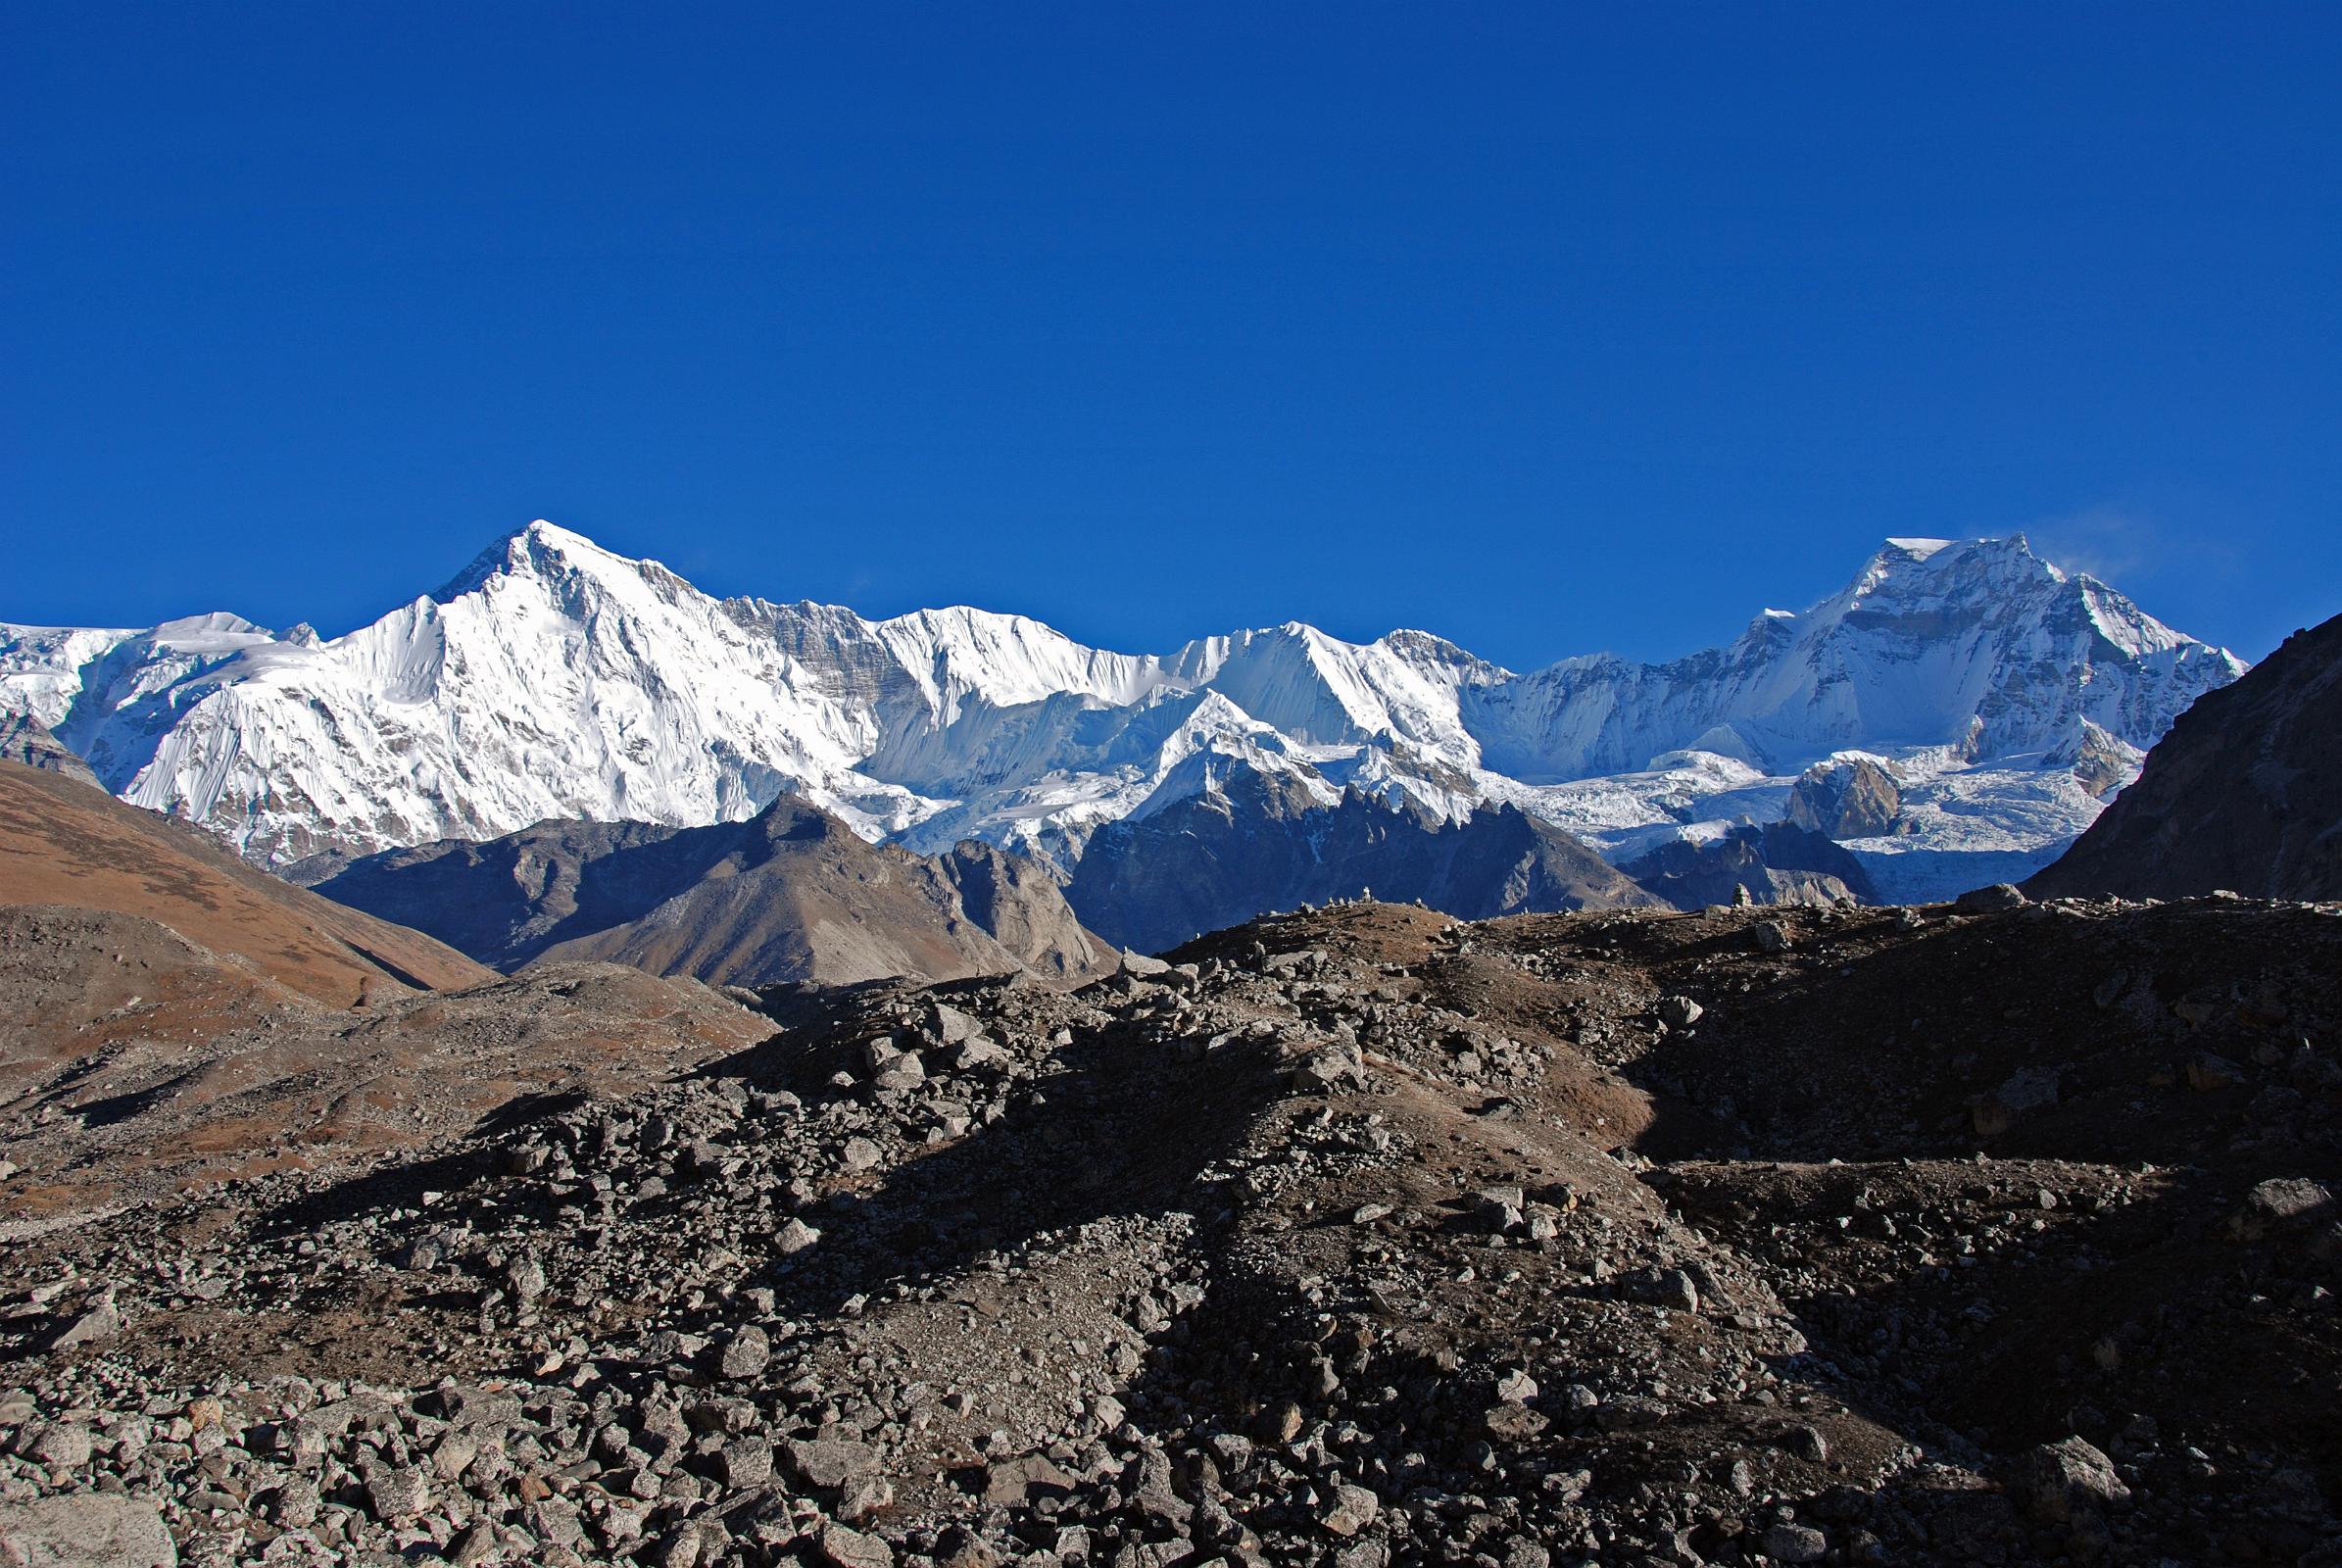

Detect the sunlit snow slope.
xmin=0 ymin=523 xmax=2245 ymax=897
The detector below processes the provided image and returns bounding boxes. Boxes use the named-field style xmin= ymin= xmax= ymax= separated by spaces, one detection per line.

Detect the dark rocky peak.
xmin=2029 ymin=610 xmax=2342 ymax=902
xmin=1784 ymin=756 xmax=1905 ymax=839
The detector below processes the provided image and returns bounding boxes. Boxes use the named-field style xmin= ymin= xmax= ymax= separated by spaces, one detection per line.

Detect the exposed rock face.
xmin=309 ymin=815 xmax=674 ymax=966
xmin=2068 ymin=719 xmax=2137 ymax=801
xmin=315 ymin=795 xmax=1114 ymax=989
xmin=0 ymin=713 xmax=99 ymax=790
xmin=1061 ymin=765 xmax=1655 ymax=953
xmin=1784 ymin=756 xmax=1904 ymax=838
xmin=1620 ymin=821 xmax=1878 ymax=907
xmin=0 ymin=1494 xmax=176 ymax=1567
xmin=936 ymin=840 xmax=1112 ymax=983
xmin=0 ymin=760 xmax=491 ymax=1006
xmin=2028 ymin=612 xmax=2342 ymax=902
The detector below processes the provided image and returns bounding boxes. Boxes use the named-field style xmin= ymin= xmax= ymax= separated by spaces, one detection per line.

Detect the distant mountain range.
xmin=1060 ymin=765 xmax=1660 ymax=954
xmin=1 ymin=522 xmax=2245 ymax=942
xmin=313 ymin=794 xmax=1117 ymax=989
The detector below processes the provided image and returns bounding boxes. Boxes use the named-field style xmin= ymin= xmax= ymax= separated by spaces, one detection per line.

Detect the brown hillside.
xmin=0 ymin=760 xmax=492 ymax=1005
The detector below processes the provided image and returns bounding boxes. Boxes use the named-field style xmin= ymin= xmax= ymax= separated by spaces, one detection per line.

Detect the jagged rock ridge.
xmin=1784 ymin=755 xmax=1904 ymax=839
xmin=1615 ymin=819 xmax=1877 ymax=908
xmin=0 ymin=712 xmax=99 ymax=790
xmin=314 ymin=795 xmax=1117 ymax=988
xmin=2028 ymin=610 xmax=2342 ymax=902
xmin=1059 ymin=766 xmax=1657 ymax=953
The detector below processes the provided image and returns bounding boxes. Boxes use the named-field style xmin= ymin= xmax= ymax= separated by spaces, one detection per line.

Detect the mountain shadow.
xmin=2027 ymin=609 xmax=2342 ymax=902
xmin=1061 ymin=764 xmax=1657 ymax=954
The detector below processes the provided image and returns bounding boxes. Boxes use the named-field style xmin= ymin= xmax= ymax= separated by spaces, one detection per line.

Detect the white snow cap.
xmin=0 ymin=525 xmax=2247 ymax=881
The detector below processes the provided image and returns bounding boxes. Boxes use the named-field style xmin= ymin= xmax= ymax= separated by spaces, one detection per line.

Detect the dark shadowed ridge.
xmin=1061 ymin=764 xmax=1658 ymax=953
xmin=1618 ymin=820 xmax=1878 ymax=907
xmin=2028 ymin=611 xmax=2342 ymax=902
xmin=314 ymin=795 xmax=1117 ymax=989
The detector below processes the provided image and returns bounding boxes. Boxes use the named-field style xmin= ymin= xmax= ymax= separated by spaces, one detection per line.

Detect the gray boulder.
xmin=0 ymin=1494 xmax=177 ymax=1567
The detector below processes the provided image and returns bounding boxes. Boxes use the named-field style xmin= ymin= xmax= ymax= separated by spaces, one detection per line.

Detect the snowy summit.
xmin=0 ymin=522 xmax=2245 ymax=901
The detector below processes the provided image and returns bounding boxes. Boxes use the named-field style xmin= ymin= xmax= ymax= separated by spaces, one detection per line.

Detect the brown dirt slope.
xmin=0 ymin=902 xmax=771 ymax=1217
xmin=0 ymin=760 xmax=493 ymax=1004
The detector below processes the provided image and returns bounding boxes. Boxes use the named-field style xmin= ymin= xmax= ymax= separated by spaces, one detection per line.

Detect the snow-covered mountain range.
xmin=0 ymin=521 xmax=2246 ymax=901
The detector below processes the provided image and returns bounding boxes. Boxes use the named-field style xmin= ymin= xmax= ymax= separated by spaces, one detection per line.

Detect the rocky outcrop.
xmin=2067 ymin=720 xmax=2137 ymax=800
xmin=314 ymin=796 xmax=1115 ymax=989
xmin=1621 ymin=821 xmax=1878 ymax=907
xmin=1784 ymin=756 xmax=1904 ymax=838
xmin=2028 ymin=611 xmax=2342 ymax=902
xmin=1061 ymin=765 xmax=1655 ymax=953
xmin=936 ymin=841 xmax=1114 ymax=983
xmin=0 ymin=1494 xmax=175 ymax=1567
xmin=0 ymin=713 xmax=99 ymax=790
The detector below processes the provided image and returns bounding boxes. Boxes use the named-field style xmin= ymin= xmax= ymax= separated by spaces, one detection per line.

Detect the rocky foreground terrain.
xmin=3 ymin=891 xmax=2337 ymax=1568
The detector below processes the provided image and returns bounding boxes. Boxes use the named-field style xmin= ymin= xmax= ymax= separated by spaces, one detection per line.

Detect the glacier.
xmin=0 ymin=521 xmax=2247 ymax=899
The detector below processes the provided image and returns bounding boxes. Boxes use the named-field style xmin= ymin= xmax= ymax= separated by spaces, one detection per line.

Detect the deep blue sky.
xmin=6 ymin=4 xmax=2337 ymax=666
